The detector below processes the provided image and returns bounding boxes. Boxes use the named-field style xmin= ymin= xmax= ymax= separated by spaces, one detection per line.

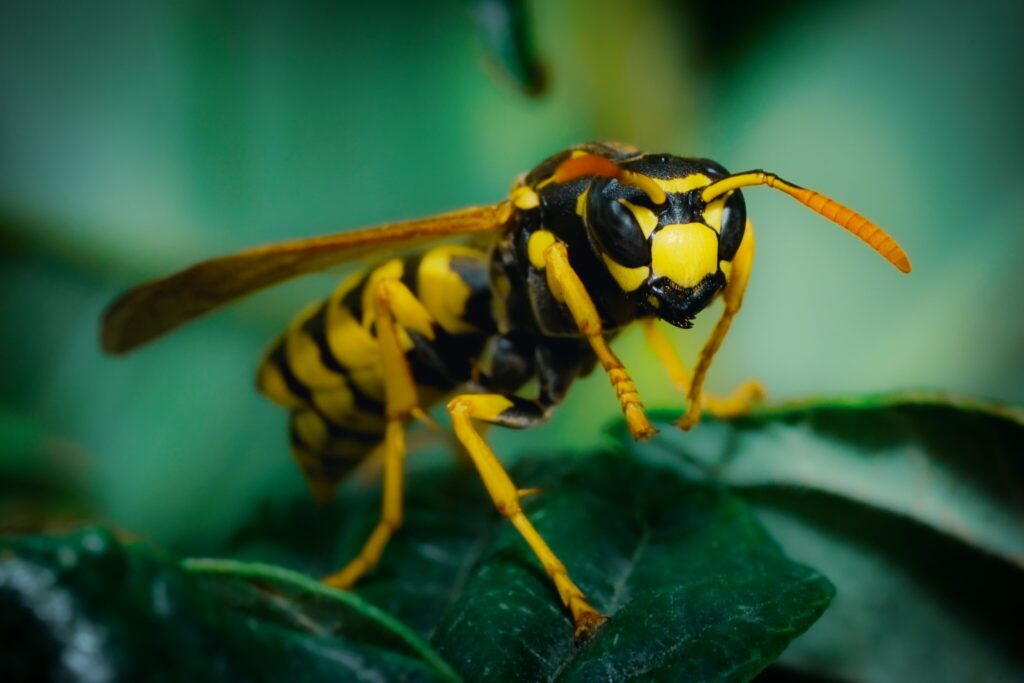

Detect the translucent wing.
xmin=101 ymin=204 xmax=507 ymax=354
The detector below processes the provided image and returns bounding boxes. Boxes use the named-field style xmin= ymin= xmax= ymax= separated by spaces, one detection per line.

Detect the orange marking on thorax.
xmin=549 ymin=154 xmax=622 ymax=184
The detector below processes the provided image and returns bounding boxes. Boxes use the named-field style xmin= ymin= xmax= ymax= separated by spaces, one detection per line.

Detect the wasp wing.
xmin=101 ymin=204 xmax=507 ymax=354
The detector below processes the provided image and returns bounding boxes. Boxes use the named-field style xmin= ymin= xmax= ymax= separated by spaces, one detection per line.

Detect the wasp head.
xmin=581 ymin=155 xmax=746 ymax=329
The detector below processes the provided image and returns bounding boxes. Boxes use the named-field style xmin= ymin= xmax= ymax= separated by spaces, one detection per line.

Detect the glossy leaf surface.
xmin=2 ymin=454 xmax=834 ymax=682
xmin=231 ymin=454 xmax=833 ymax=681
xmin=616 ymin=393 xmax=1024 ymax=681
xmin=0 ymin=528 xmax=458 ymax=682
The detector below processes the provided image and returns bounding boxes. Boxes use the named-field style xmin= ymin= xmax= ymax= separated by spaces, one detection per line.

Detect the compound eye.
xmin=585 ymin=179 xmax=650 ymax=267
xmin=699 ymin=158 xmax=730 ymax=179
xmin=718 ymin=190 xmax=747 ymax=262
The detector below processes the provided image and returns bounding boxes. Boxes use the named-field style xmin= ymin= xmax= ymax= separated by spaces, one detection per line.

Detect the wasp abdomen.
xmin=256 ymin=246 xmax=493 ymax=499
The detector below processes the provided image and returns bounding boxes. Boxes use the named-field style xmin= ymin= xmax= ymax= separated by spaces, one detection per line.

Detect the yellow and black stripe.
xmin=257 ymin=246 xmax=494 ymax=496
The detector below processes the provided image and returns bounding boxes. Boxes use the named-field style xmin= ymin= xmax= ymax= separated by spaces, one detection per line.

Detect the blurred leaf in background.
xmin=0 ymin=408 xmax=90 ymax=534
xmin=466 ymin=0 xmax=547 ymax=97
xmin=0 ymin=528 xmax=461 ymax=682
xmin=2 ymin=0 xmax=1019 ymax=549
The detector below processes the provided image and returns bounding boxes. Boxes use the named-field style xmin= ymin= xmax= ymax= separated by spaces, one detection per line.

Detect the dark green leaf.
xmin=0 ymin=528 xmax=458 ymax=682
xmin=749 ymin=491 xmax=1023 ymax=682
xmin=613 ymin=392 xmax=1024 ymax=681
xmin=231 ymin=453 xmax=834 ymax=682
xmin=621 ymin=392 xmax=1024 ymax=566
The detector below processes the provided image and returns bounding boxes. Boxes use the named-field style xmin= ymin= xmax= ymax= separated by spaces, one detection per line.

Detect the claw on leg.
xmin=645 ymin=318 xmax=766 ymax=430
xmin=677 ymin=379 xmax=766 ymax=430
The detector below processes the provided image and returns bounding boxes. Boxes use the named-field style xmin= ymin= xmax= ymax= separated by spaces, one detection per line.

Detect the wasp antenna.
xmin=702 ymin=171 xmax=911 ymax=274
xmin=771 ymin=177 xmax=912 ymax=274
xmin=619 ymin=171 xmax=667 ymax=205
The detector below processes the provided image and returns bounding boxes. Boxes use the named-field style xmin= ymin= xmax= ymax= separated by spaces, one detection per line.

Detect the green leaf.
xmin=0 ymin=527 xmax=458 ymax=682
xmin=621 ymin=392 xmax=1024 ymax=566
xmin=230 ymin=453 xmax=834 ymax=681
xmin=749 ymin=491 xmax=1023 ymax=682
xmin=613 ymin=392 xmax=1024 ymax=681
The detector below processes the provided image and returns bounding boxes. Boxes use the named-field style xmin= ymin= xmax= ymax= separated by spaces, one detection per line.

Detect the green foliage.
xmin=619 ymin=393 xmax=1024 ymax=681
xmin=3 ymin=394 xmax=1023 ymax=680
xmin=0 ymin=529 xmax=457 ymax=682
xmin=2 ymin=453 xmax=832 ymax=682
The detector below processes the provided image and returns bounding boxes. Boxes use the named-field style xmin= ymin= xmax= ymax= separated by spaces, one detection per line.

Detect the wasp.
xmin=102 ymin=142 xmax=910 ymax=639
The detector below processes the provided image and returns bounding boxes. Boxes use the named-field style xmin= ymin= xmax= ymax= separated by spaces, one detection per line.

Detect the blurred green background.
xmin=2 ymin=0 xmax=1022 ymax=551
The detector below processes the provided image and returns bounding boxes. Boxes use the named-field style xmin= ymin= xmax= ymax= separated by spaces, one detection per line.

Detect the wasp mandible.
xmin=102 ymin=142 xmax=910 ymax=639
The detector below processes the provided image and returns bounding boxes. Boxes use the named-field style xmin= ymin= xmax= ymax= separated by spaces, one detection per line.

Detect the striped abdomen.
xmin=256 ymin=245 xmax=494 ymax=500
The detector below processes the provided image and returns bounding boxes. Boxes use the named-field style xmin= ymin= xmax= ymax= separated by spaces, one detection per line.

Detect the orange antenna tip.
xmin=702 ymin=170 xmax=911 ymax=274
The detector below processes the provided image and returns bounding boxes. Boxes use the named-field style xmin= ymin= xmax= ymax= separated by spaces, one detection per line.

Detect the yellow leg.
xmin=677 ymin=222 xmax=759 ymax=430
xmin=543 ymin=241 xmax=656 ymax=441
xmin=324 ymin=278 xmax=430 ymax=588
xmin=371 ymin=277 xmax=437 ymax=427
xmin=642 ymin=319 xmax=765 ymax=420
xmin=447 ymin=393 xmax=607 ymax=641
xmin=323 ymin=420 xmax=405 ymax=587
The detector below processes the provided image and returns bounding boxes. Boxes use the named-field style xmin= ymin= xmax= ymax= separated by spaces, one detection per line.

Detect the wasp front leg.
xmin=542 ymin=240 xmax=656 ymax=441
xmin=642 ymin=319 xmax=765 ymax=418
xmin=323 ymin=277 xmax=435 ymax=588
xmin=675 ymin=222 xmax=764 ymax=430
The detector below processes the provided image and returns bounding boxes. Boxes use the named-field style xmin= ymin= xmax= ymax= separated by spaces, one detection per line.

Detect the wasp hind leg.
xmin=446 ymin=393 xmax=607 ymax=641
xmin=323 ymin=278 xmax=435 ymax=589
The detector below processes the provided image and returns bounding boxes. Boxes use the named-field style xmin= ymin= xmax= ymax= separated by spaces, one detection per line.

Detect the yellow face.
xmin=649 ymin=222 xmax=720 ymax=290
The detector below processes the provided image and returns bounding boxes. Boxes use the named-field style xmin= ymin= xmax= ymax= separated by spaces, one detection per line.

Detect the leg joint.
xmin=445 ymin=394 xmax=517 ymax=424
xmin=446 ymin=395 xmax=472 ymax=416
xmin=495 ymin=498 xmax=522 ymax=517
xmin=373 ymin=277 xmax=400 ymax=304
